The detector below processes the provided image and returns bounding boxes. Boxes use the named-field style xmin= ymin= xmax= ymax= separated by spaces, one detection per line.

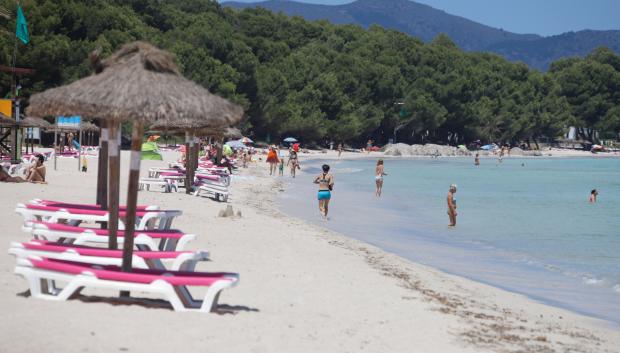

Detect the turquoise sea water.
xmin=278 ymin=157 xmax=620 ymax=325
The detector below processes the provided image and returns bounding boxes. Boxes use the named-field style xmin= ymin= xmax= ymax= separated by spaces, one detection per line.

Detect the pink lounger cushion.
xmin=33 ymin=200 xmax=152 ymax=211
xmin=195 ymin=174 xmax=220 ymax=181
xmin=30 ymin=257 xmax=234 ymax=286
xmin=20 ymin=240 xmax=192 ymax=259
xmin=32 ymin=221 xmax=186 ymax=239
xmin=25 ymin=204 xmax=177 ymax=217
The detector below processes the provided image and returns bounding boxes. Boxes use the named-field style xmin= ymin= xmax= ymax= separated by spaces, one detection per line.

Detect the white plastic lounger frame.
xmin=24 ymin=222 xmax=196 ymax=251
xmin=193 ymin=183 xmax=230 ymax=202
xmin=9 ymin=242 xmax=208 ymax=271
xmin=16 ymin=204 xmax=182 ymax=230
xmin=138 ymin=178 xmax=179 ymax=192
xmin=14 ymin=257 xmax=239 ymax=313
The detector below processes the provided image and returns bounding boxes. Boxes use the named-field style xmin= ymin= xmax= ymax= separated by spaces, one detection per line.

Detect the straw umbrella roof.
xmin=0 ymin=112 xmax=15 ymax=126
xmin=148 ymin=121 xmax=242 ymax=138
xmin=27 ymin=41 xmax=244 ymax=127
xmin=80 ymin=121 xmax=99 ymax=132
xmin=19 ymin=116 xmax=52 ymax=129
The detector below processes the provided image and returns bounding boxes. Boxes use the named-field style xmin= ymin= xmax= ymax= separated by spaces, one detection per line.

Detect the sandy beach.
xmin=1 ymin=151 xmax=619 ymax=353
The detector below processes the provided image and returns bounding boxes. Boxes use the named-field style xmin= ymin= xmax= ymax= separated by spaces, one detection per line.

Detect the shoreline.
xmin=286 ymin=153 xmax=620 ymax=325
xmin=1 ymin=151 xmax=619 ymax=352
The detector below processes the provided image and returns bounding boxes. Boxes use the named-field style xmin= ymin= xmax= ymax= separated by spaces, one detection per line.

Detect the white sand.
xmin=1 ymin=151 xmax=619 ymax=353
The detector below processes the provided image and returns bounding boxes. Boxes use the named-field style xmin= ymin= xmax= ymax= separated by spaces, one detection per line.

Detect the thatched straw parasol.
xmin=28 ymin=41 xmax=242 ymax=126
xmin=19 ymin=116 xmax=52 ymax=129
xmin=80 ymin=121 xmax=99 ymax=132
xmin=27 ymin=41 xmax=244 ymax=277
xmin=0 ymin=112 xmax=16 ymax=126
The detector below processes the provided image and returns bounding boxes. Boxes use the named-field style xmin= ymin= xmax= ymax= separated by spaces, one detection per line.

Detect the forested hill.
xmin=223 ymin=0 xmax=620 ymax=70
xmin=1 ymin=0 xmax=619 ymax=146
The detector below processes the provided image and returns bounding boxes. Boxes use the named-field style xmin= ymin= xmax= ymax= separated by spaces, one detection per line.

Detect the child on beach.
xmin=278 ymin=158 xmax=284 ymax=176
xmin=447 ymin=184 xmax=457 ymax=227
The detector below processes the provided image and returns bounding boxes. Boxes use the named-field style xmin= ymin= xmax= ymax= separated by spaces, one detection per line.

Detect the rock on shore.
xmin=383 ymin=143 xmax=471 ymax=157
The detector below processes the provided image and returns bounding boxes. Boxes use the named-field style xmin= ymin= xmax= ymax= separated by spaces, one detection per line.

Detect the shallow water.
xmin=278 ymin=157 xmax=620 ymax=325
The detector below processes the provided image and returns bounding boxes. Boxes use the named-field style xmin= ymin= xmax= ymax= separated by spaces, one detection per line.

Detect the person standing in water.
xmin=474 ymin=153 xmax=480 ymax=166
xmin=375 ymin=159 xmax=387 ymax=197
xmin=447 ymin=184 xmax=457 ymax=227
xmin=589 ymin=189 xmax=598 ymax=203
xmin=314 ymin=164 xmax=334 ymax=219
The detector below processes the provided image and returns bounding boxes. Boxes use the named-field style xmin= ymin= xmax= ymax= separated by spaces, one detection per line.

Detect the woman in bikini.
xmin=287 ymin=148 xmax=299 ymax=178
xmin=375 ymin=159 xmax=387 ymax=197
xmin=313 ymin=164 xmax=334 ymax=219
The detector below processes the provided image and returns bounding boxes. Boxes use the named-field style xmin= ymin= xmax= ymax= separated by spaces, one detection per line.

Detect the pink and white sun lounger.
xmin=14 ymin=256 xmax=239 ymax=312
xmin=25 ymin=221 xmax=196 ymax=251
xmin=28 ymin=199 xmax=158 ymax=211
xmin=16 ymin=203 xmax=182 ymax=230
xmin=9 ymin=240 xmax=208 ymax=271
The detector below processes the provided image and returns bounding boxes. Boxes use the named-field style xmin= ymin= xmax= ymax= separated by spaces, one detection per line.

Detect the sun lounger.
xmin=24 ymin=221 xmax=195 ymax=251
xmin=14 ymin=256 xmax=239 ymax=312
xmin=193 ymin=182 xmax=230 ymax=202
xmin=16 ymin=204 xmax=182 ymax=230
xmin=9 ymin=240 xmax=208 ymax=271
xmin=138 ymin=177 xmax=181 ymax=192
xmin=28 ymin=199 xmax=158 ymax=211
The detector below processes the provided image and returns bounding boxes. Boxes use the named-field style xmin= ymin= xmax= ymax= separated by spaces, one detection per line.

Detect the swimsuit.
xmin=317 ymin=173 xmax=332 ymax=199
xmin=318 ymin=190 xmax=331 ymax=200
xmin=375 ymin=175 xmax=383 ymax=181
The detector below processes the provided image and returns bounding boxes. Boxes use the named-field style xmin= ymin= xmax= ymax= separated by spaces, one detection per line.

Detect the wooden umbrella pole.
xmin=189 ymin=134 xmax=196 ymax=189
xmin=192 ymin=136 xmax=199 ymax=183
xmin=121 ymin=120 xmax=144 ymax=274
xmin=53 ymin=118 xmax=58 ymax=171
xmin=96 ymin=121 xmax=109 ymax=209
xmin=185 ymin=132 xmax=191 ymax=194
xmin=107 ymin=122 xmax=121 ymax=250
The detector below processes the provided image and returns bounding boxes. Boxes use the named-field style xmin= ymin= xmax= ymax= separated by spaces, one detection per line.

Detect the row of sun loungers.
xmin=139 ymin=162 xmax=233 ymax=201
xmin=9 ymin=199 xmax=239 ymax=313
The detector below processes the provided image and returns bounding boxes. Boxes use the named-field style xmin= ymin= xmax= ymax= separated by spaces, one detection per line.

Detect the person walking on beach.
xmin=375 ymin=159 xmax=387 ymax=197
xmin=474 ymin=153 xmax=480 ymax=166
xmin=337 ymin=143 xmax=343 ymax=158
xmin=314 ymin=164 xmax=334 ymax=219
xmin=447 ymin=184 xmax=457 ymax=227
xmin=589 ymin=189 xmax=598 ymax=203
xmin=366 ymin=139 xmax=373 ymax=154
xmin=266 ymin=146 xmax=279 ymax=176
xmin=288 ymin=148 xmax=299 ymax=178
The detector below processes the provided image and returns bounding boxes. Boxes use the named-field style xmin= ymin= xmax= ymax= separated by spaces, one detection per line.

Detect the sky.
xmin=222 ymin=0 xmax=620 ymax=36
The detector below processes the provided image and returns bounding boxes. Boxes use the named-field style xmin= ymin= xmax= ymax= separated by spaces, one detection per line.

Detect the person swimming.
xmin=589 ymin=189 xmax=598 ymax=203
xmin=375 ymin=159 xmax=387 ymax=197
xmin=313 ymin=164 xmax=334 ymax=219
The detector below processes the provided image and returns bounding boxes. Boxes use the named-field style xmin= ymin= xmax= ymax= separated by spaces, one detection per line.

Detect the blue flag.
xmin=15 ymin=5 xmax=29 ymax=45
